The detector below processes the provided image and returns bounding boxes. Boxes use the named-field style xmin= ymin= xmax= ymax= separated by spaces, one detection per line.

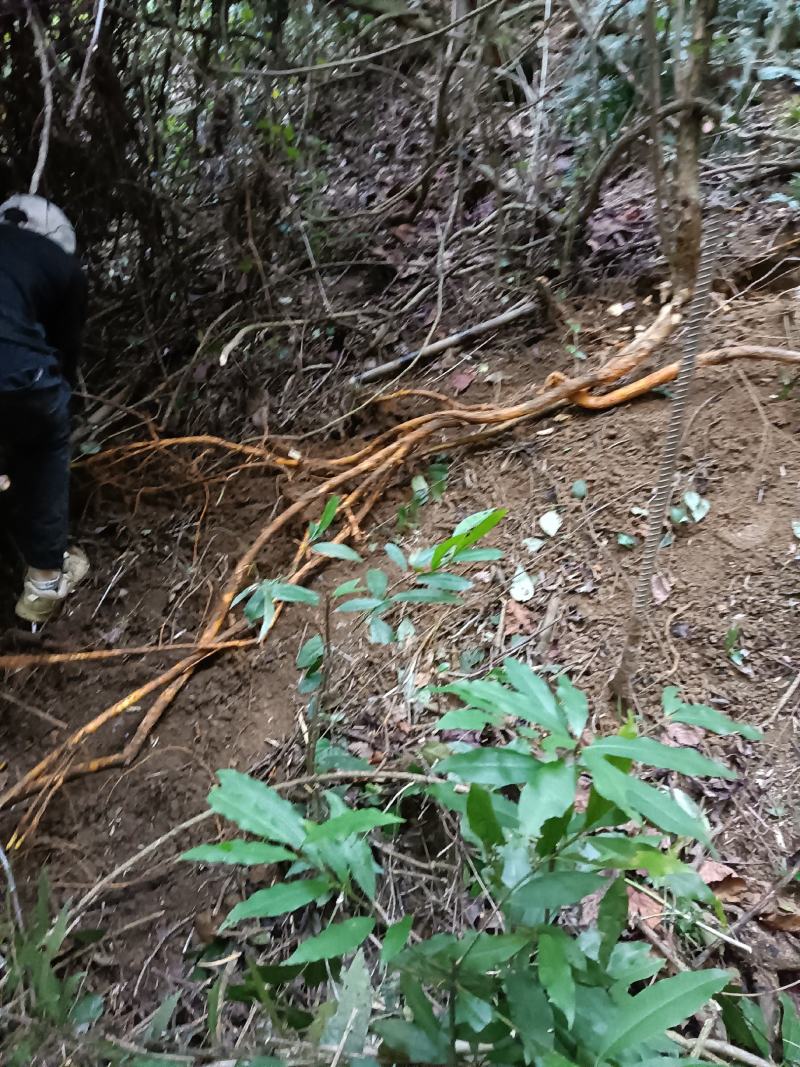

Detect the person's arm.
xmin=49 ymin=264 xmax=88 ymax=388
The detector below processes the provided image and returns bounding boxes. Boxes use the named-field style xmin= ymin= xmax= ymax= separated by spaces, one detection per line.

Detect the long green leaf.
xmin=781 ymin=994 xmax=800 ymax=1065
xmin=142 ymin=990 xmax=180 ymax=1041
xmin=271 ymin=583 xmax=320 ymax=604
xmin=504 ymin=659 xmax=565 ymax=732
xmin=538 ymin=929 xmax=576 ymax=1026
xmin=384 ymin=542 xmax=408 ymax=570
xmin=311 ymin=542 xmax=363 ymax=562
xmin=296 ymin=633 xmax=324 ymax=669
xmin=209 ymin=770 xmax=306 ymax=847
xmin=391 ymin=589 xmax=460 ymax=604
xmin=285 ymin=917 xmax=375 ymax=965
xmin=518 ymin=760 xmax=576 ymax=838
xmin=453 ymin=547 xmax=503 ymax=563
xmin=305 ymin=809 xmax=403 ymax=843
xmin=321 ymin=950 xmax=372 ymax=1055
xmin=585 ymin=736 xmax=735 ymax=780
xmin=69 ymin=992 xmax=104 ymax=1030
xmin=430 ymin=507 xmax=506 ymax=570
xmin=466 ymin=784 xmax=505 ymax=848
xmin=452 ymin=508 xmax=502 ymax=538
xmin=221 ymin=877 xmax=331 ymax=929
xmin=663 ymin=688 xmax=762 ymax=740
xmin=309 ymin=496 xmax=341 ymax=541
xmin=434 ymin=707 xmax=502 ymax=732
xmin=458 ymin=932 xmax=533 ymax=973
xmin=582 ymin=753 xmax=711 ymax=842
xmin=436 ymin=746 xmax=541 ymax=786
xmin=366 ymin=568 xmax=389 ymax=598
xmin=597 ymin=969 xmax=729 ymax=1060
xmin=336 ymin=597 xmax=386 ymax=613
xmin=181 ymin=841 xmax=295 ymax=865
xmin=368 ymin=617 xmax=394 ymax=644
xmin=415 ymin=572 xmax=472 ymax=592
xmin=443 ymin=678 xmax=565 ymax=734
xmin=509 ymin=872 xmax=607 ymax=912
xmin=505 ymin=966 xmax=555 ymax=1059
xmin=381 ymin=916 xmax=413 ymax=964
xmin=597 ymin=875 xmax=629 ymax=968
xmin=557 ymin=675 xmax=589 ymax=738
xmin=333 ymin=578 xmax=362 ymax=598
xmin=373 ymin=1019 xmax=450 ymax=1062
xmin=392 ymin=931 xmax=531 ymax=978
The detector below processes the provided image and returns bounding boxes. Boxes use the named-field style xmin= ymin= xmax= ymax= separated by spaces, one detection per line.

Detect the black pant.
xmin=0 ymin=381 xmax=71 ymax=570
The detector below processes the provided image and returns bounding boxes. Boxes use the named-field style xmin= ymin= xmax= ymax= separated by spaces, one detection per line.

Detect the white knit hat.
xmin=0 ymin=193 xmax=76 ymax=255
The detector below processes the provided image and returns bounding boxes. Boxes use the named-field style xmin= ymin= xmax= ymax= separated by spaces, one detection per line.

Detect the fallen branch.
xmin=347 ymin=300 xmax=541 ymax=386
xmin=666 ymin=1031 xmax=774 ymax=1067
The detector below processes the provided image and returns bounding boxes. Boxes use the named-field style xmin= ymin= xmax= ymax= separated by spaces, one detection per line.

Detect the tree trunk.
xmin=670 ymin=0 xmax=718 ymax=290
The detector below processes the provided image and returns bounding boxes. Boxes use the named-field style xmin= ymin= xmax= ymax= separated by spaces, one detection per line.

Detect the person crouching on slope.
xmin=0 ymin=194 xmax=90 ymax=624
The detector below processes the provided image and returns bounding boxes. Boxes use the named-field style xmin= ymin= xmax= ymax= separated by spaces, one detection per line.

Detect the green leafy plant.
xmin=184 ymin=661 xmax=753 ymax=1064
xmin=397 ymin=460 xmax=450 ymax=531
xmin=332 ymin=507 xmax=505 ymax=646
xmin=723 ymin=622 xmax=750 ymax=670
xmin=565 ymin=319 xmax=586 ymax=360
xmin=238 ymin=506 xmax=506 ymax=653
xmin=671 ymin=490 xmax=711 ymax=528
xmin=1 ymin=872 xmax=104 ymax=1066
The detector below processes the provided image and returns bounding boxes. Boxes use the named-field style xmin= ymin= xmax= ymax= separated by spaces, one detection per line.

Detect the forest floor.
xmin=1 ymin=202 xmax=800 ymax=1024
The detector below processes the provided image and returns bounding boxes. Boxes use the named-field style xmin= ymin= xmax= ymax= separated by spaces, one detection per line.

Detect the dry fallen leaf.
xmin=505 ymin=599 xmax=537 ymax=636
xmin=391 ymin=223 xmax=416 ymax=244
xmin=651 ymin=574 xmax=673 ymax=605
xmin=627 ymin=887 xmax=663 ymax=930
xmin=579 ymin=887 xmax=606 ymax=928
xmin=195 ymin=910 xmax=222 ymax=944
xmin=698 ymin=859 xmax=737 ymax=886
xmin=713 ymin=876 xmax=750 ymax=903
xmin=663 ymin=721 xmax=705 ymax=748
xmin=450 ymin=368 xmax=476 ymax=395
xmin=761 ymin=910 xmax=800 ymax=933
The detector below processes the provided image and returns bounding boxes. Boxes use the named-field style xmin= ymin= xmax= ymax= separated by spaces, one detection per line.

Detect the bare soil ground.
xmin=1 ymin=276 xmax=800 ymax=1021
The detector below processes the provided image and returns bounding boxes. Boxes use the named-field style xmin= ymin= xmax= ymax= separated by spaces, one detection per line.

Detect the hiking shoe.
xmin=63 ymin=545 xmax=90 ymax=590
xmin=14 ymin=546 xmax=90 ymax=624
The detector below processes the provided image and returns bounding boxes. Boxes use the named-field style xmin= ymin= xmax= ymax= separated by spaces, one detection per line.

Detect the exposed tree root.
xmin=554 ymin=345 xmax=800 ymax=410
xmin=4 ymin=304 xmax=800 ymax=842
xmin=0 ymin=636 xmax=259 ymax=672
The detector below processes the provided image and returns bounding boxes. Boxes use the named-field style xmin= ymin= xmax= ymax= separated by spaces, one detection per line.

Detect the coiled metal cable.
xmin=631 ymin=211 xmax=723 ymax=621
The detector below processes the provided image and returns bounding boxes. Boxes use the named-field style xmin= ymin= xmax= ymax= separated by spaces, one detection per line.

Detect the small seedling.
xmin=565 ymin=319 xmax=586 ymax=360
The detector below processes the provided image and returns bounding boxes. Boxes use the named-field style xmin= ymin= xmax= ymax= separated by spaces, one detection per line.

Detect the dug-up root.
xmin=3 ymin=303 xmax=800 ymax=843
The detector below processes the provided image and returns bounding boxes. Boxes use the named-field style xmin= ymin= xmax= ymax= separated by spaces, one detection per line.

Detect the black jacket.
xmin=0 ymin=223 xmax=87 ymax=392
